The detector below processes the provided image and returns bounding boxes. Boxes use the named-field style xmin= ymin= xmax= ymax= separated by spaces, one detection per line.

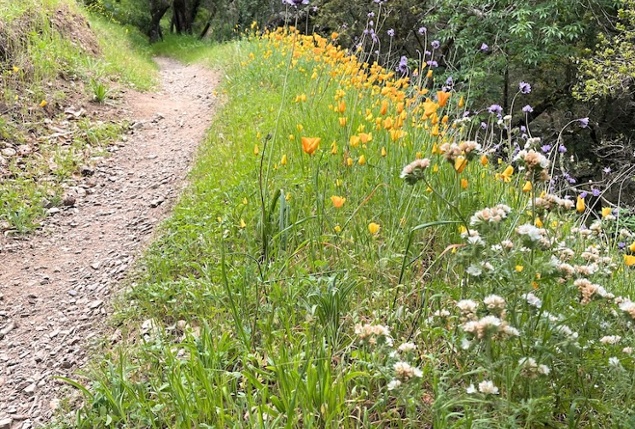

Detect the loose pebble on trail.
xmin=0 ymin=57 xmax=219 ymax=428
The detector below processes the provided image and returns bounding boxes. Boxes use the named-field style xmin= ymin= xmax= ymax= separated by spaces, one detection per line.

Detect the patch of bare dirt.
xmin=0 ymin=57 xmax=220 ymax=429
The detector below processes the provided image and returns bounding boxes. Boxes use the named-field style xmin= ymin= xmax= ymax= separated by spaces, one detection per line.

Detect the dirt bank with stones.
xmin=0 ymin=57 xmax=220 ymax=429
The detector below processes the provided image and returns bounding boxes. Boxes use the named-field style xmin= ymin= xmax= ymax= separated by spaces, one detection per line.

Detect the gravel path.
xmin=0 ymin=57 xmax=219 ymax=429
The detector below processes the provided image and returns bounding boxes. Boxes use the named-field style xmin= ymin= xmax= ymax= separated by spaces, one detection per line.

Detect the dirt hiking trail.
xmin=0 ymin=58 xmax=220 ymax=429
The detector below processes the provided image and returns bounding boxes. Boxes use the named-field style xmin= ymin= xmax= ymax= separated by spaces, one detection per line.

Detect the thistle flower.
xmin=393 ymin=361 xmax=423 ymax=381
xmin=400 ymin=158 xmax=431 ymax=185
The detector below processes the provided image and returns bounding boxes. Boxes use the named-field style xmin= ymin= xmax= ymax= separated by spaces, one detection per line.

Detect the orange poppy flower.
xmin=301 ymin=137 xmax=320 ymax=155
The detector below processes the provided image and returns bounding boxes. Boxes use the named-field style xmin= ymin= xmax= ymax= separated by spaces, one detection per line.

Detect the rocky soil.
xmin=0 ymin=57 xmax=220 ymax=428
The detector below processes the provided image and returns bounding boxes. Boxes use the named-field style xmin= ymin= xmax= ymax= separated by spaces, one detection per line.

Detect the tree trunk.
xmin=172 ymin=0 xmax=201 ymax=34
xmin=148 ymin=0 xmax=170 ymax=43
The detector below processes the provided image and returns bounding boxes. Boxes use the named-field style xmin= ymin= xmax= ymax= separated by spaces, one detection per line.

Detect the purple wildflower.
xmin=283 ymin=0 xmax=309 ymax=6
xmin=580 ymin=191 xmax=588 ymax=199
xmin=397 ymin=56 xmax=408 ymax=74
xmin=520 ymin=125 xmax=526 ymax=133
xmin=424 ymin=50 xmax=431 ymax=57
xmin=558 ymin=144 xmax=567 ymax=153
xmin=446 ymin=76 xmax=454 ymax=86
xmin=387 ymin=28 xmax=395 ymax=37
xmin=418 ymin=26 xmax=427 ymax=35
xmin=368 ymin=11 xmax=374 ymax=17
xmin=541 ymin=144 xmax=552 ymax=153
xmin=431 ymin=40 xmax=440 ymax=49
xmin=518 ymin=81 xmax=531 ymax=94
xmin=603 ymin=166 xmax=612 ymax=174
xmin=481 ymin=122 xmax=488 ymax=130
xmin=488 ymin=104 xmax=503 ymax=115
xmin=619 ymin=242 xmax=626 ymax=250
xmin=480 ymin=43 xmax=489 ymax=52
xmin=426 ymin=60 xmax=438 ymax=68
xmin=463 ymin=110 xmax=471 ymax=118
xmin=522 ymin=105 xmax=533 ymax=113
xmin=592 ymin=188 xmax=601 ymax=197
xmin=579 ymin=117 xmax=589 ymax=128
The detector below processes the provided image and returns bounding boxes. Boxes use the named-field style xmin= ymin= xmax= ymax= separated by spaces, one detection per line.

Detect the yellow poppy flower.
xmin=522 ymin=181 xmax=532 ymax=193
xmin=480 ymin=154 xmax=489 ymax=166
xmin=381 ymin=147 xmax=387 ymax=157
xmin=576 ymin=196 xmax=585 ymax=213
xmin=339 ymin=117 xmax=347 ymax=127
xmin=625 ymin=254 xmax=635 ymax=267
xmin=601 ymin=207 xmax=612 ymax=218
xmin=461 ymin=178 xmax=468 ymax=189
xmin=437 ymin=90 xmax=451 ymax=108
xmin=454 ymin=156 xmax=467 ymax=173
xmin=368 ymin=222 xmax=380 ymax=235
xmin=331 ymin=196 xmax=346 ymax=208
xmin=515 ymin=265 xmax=524 ymax=272
xmin=628 ymin=241 xmax=635 ymax=253
xmin=358 ymin=155 xmax=366 ymax=165
xmin=359 ymin=132 xmax=372 ymax=144
xmin=39 ymin=100 xmax=47 ymax=108
xmin=301 ymin=137 xmax=320 ymax=155
xmin=280 ymin=154 xmax=287 ymax=165
xmin=253 ymin=144 xmax=259 ymax=155
xmin=380 ymin=99 xmax=389 ymax=116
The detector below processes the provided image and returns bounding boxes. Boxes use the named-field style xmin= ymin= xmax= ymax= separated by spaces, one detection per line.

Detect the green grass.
xmin=0 ymin=0 xmax=158 ymax=231
xmin=56 ymin=27 xmax=635 ymax=429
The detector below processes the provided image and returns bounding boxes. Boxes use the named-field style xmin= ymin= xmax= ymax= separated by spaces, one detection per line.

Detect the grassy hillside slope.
xmin=0 ymin=0 xmax=156 ymax=231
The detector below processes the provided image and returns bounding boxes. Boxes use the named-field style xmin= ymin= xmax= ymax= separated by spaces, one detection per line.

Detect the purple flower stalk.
xmin=426 ymin=60 xmax=438 ymax=68
xmin=480 ymin=43 xmax=489 ymax=52
xmin=558 ymin=144 xmax=567 ymax=153
xmin=579 ymin=191 xmax=588 ymax=199
xmin=418 ymin=26 xmax=427 ymax=35
xmin=387 ymin=28 xmax=395 ymax=37
xmin=579 ymin=117 xmax=589 ymax=128
xmin=541 ymin=144 xmax=551 ymax=153
xmin=522 ymin=105 xmax=533 ymax=113
xmin=431 ymin=40 xmax=440 ymax=49
xmin=592 ymin=188 xmax=601 ymax=197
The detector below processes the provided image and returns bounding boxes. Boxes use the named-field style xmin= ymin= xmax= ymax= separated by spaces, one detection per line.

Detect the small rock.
xmin=90 ymin=262 xmax=100 ymax=270
xmin=80 ymin=165 xmax=94 ymax=177
xmin=88 ymin=299 xmax=103 ymax=309
xmin=0 ymin=418 xmax=12 ymax=429
xmin=62 ymin=194 xmax=76 ymax=206
xmin=149 ymin=197 xmax=164 ymax=208
xmin=23 ymin=383 xmax=36 ymax=395
xmin=1 ymin=147 xmax=16 ymax=157
xmin=46 ymin=207 xmax=60 ymax=215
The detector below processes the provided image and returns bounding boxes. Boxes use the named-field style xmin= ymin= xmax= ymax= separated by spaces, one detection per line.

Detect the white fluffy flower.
xmin=478 ymin=380 xmax=499 ymax=395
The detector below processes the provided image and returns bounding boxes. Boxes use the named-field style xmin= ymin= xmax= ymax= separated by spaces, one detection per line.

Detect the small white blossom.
xmin=478 ymin=380 xmax=499 ymax=395
xmin=398 ymin=342 xmax=417 ymax=353
xmin=522 ymin=292 xmax=542 ymax=309
xmin=387 ymin=379 xmax=402 ymax=391
xmin=600 ymin=335 xmax=621 ymax=345
xmin=466 ymin=384 xmax=477 ymax=394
